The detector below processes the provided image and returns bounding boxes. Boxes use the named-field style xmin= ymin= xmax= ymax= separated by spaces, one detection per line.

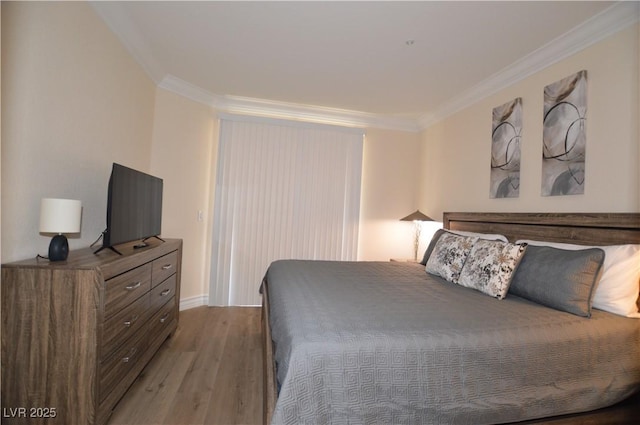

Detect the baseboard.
xmin=179 ymin=294 xmax=209 ymax=311
xmin=179 ymin=295 xmax=263 ymax=310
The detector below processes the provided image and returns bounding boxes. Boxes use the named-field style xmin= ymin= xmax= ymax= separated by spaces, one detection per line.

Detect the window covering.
xmin=209 ymin=116 xmax=364 ymax=305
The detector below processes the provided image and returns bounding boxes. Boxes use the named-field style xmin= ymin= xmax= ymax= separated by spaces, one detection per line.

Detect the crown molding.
xmin=90 ymin=1 xmax=166 ymax=84
xmin=417 ymin=1 xmax=639 ymax=130
xmin=94 ymin=1 xmax=637 ymax=133
xmin=213 ymin=95 xmax=421 ymax=132
xmin=92 ymin=0 xmax=419 ymax=131
xmin=158 ymin=74 xmax=218 ymax=106
xmin=159 ymin=75 xmax=421 ymax=132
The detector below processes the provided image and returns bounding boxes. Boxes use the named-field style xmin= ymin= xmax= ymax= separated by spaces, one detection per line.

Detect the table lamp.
xmin=40 ymin=198 xmax=82 ymax=261
xmin=400 ymin=209 xmax=434 ymax=261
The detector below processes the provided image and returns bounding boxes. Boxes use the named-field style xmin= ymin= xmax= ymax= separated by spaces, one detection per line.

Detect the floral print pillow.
xmin=457 ymin=239 xmax=528 ymax=299
xmin=425 ymin=232 xmax=478 ymax=283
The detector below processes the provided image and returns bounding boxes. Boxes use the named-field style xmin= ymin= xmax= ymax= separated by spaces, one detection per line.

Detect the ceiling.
xmin=91 ymin=1 xmax=636 ymax=131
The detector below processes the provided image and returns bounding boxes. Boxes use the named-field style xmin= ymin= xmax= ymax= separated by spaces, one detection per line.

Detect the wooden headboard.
xmin=443 ymin=212 xmax=640 ymax=246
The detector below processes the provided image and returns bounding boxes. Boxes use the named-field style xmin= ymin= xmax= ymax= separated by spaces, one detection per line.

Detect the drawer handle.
xmin=161 ymin=264 xmax=173 ymax=271
xmin=125 ymin=281 xmax=142 ymax=291
xmin=123 ymin=315 xmax=139 ymax=327
xmin=160 ymin=289 xmax=172 ymax=297
xmin=122 ymin=347 xmax=137 ymax=363
xmin=159 ymin=313 xmax=170 ymax=323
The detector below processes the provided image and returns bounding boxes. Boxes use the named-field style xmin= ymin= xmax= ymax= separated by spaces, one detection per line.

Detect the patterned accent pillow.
xmin=420 ymin=230 xmax=509 ymax=265
xmin=457 ymin=239 xmax=528 ymax=299
xmin=425 ymin=232 xmax=478 ymax=283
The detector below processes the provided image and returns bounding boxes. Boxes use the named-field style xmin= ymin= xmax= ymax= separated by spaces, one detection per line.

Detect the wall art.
xmin=490 ymin=97 xmax=522 ymax=198
xmin=542 ymin=70 xmax=587 ymax=196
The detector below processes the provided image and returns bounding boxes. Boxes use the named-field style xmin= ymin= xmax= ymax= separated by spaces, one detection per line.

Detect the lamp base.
xmin=49 ymin=234 xmax=69 ymax=261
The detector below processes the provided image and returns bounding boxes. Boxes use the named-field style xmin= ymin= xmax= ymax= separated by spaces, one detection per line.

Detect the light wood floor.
xmin=109 ymin=306 xmax=640 ymax=425
xmin=108 ymin=306 xmax=262 ymax=425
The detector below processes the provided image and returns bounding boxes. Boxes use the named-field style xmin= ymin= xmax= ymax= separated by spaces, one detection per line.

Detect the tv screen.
xmin=100 ymin=163 xmax=163 ymax=253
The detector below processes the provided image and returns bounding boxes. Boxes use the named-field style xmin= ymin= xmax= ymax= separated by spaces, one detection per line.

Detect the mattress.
xmin=264 ymin=259 xmax=640 ymax=425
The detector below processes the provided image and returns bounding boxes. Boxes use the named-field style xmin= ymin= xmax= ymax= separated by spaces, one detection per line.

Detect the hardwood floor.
xmin=108 ymin=306 xmax=262 ymax=425
xmin=109 ymin=306 xmax=640 ymax=425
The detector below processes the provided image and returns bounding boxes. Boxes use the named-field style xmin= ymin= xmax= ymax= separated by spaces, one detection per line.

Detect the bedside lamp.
xmin=40 ymin=198 xmax=82 ymax=261
xmin=400 ymin=209 xmax=434 ymax=261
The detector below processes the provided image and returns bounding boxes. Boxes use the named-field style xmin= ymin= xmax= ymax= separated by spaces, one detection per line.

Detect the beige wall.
xmin=147 ymin=91 xmax=423 ymax=302
xmin=3 ymin=2 xmax=636 ymax=307
xmin=419 ymin=24 xmax=640 ymax=218
xmin=0 ymin=0 xmax=420 ymax=303
xmin=150 ymin=88 xmax=217 ymax=303
xmin=358 ymin=128 xmax=425 ymax=261
xmin=1 ymin=2 xmax=156 ymax=263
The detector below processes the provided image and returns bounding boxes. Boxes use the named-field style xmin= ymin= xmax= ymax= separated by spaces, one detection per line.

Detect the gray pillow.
xmin=509 ymin=245 xmax=605 ymax=317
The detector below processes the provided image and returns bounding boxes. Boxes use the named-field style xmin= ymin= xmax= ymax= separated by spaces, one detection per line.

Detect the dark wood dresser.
xmin=1 ymin=238 xmax=182 ymax=425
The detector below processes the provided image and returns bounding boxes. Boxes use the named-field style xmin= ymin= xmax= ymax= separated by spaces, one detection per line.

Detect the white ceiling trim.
xmin=94 ymin=1 xmax=638 ymax=134
xmin=91 ymin=1 xmax=166 ymax=84
xmin=217 ymin=112 xmax=366 ymax=135
xmin=159 ymin=75 xmax=421 ymax=132
xmin=213 ymin=95 xmax=421 ymax=132
xmin=417 ymin=1 xmax=640 ymax=129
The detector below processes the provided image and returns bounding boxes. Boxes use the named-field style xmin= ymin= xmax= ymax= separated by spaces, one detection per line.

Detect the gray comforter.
xmin=264 ymin=260 xmax=640 ymax=425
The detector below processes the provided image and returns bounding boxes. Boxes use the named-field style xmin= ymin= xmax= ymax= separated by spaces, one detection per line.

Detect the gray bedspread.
xmin=264 ymin=260 xmax=640 ymax=425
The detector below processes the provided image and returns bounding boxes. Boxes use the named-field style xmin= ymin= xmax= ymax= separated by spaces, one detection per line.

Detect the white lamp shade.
xmin=40 ymin=198 xmax=82 ymax=234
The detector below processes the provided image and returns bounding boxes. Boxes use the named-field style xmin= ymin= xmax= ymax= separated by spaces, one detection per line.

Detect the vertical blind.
xmin=209 ymin=115 xmax=364 ymax=306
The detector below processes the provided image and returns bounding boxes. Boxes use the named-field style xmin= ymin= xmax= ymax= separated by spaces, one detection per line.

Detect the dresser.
xmin=1 ymin=238 xmax=182 ymax=425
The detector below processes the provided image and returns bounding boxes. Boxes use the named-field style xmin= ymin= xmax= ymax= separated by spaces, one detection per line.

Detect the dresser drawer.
xmin=99 ymin=328 xmax=149 ymax=403
xmin=148 ymin=298 xmax=176 ymax=340
xmin=102 ymin=293 xmax=150 ymax=360
xmin=149 ymin=274 xmax=176 ymax=313
xmin=151 ymin=251 xmax=178 ymax=287
xmin=105 ymin=263 xmax=152 ymax=318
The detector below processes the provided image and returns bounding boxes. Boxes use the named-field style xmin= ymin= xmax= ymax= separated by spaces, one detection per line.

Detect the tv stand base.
xmin=93 ymin=245 xmax=123 ymax=255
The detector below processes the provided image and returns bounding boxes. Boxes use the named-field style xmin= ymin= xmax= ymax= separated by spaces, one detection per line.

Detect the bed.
xmin=261 ymin=212 xmax=640 ymax=424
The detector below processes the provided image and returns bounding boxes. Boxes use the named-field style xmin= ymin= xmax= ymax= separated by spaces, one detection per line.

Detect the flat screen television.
xmin=95 ymin=163 xmax=163 ymax=254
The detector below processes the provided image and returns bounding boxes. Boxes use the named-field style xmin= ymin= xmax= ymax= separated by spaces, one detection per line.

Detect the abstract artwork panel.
xmin=542 ymin=70 xmax=587 ymax=196
xmin=490 ymin=97 xmax=522 ymax=198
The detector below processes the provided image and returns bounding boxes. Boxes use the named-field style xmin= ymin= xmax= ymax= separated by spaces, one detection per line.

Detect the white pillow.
xmin=449 ymin=230 xmax=508 ymax=242
xmin=516 ymin=239 xmax=640 ymax=318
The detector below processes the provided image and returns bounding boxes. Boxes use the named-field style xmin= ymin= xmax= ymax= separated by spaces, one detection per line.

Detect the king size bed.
xmin=261 ymin=212 xmax=640 ymax=424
